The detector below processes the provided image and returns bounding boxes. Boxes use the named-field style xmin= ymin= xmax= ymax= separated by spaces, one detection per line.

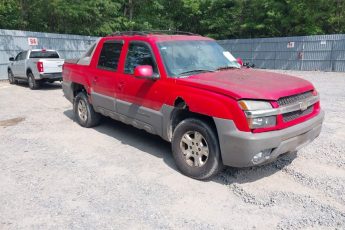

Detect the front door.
xmin=16 ymin=51 xmax=27 ymax=78
xmin=11 ymin=52 xmax=23 ymax=77
xmin=116 ymin=41 xmax=169 ymax=133
xmin=90 ymin=40 xmax=124 ymax=112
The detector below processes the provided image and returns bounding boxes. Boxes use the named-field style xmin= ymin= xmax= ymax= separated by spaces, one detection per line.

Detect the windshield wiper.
xmin=177 ymin=69 xmax=214 ymax=76
xmin=216 ymin=66 xmax=239 ymax=71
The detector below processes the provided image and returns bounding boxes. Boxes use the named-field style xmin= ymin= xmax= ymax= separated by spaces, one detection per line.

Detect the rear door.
xmin=90 ymin=40 xmax=124 ymax=112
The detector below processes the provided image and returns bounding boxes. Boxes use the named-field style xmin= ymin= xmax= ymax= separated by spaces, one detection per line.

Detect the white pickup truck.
xmin=7 ymin=49 xmax=64 ymax=89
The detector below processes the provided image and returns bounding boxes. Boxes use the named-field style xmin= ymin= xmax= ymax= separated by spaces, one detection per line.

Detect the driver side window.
xmin=124 ymin=42 xmax=158 ymax=75
xmin=20 ymin=51 xmax=27 ymax=60
xmin=15 ymin=52 xmax=22 ymax=61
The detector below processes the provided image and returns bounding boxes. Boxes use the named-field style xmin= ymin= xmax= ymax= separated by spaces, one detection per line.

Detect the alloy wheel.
xmin=78 ymin=99 xmax=88 ymax=122
xmin=179 ymin=131 xmax=209 ymax=167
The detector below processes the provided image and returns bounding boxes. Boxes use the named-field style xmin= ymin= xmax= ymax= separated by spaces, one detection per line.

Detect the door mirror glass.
xmin=9 ymin=57 xmax=14 ymax=61
xmin=134 ymin=65 xmax=154 ymax=79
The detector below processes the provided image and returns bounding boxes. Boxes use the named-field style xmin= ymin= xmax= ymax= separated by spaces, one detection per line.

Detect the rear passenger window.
xmin=97 ymin=41 xmax=123 ymax=71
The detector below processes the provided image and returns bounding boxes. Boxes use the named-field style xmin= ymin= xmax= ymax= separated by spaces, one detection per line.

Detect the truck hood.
xmin=175 ymin=68 xmax=314 ymax=100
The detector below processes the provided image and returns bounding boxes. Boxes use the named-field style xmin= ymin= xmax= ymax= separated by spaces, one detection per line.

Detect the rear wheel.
xmin=8 ymin=70 xmax=15 ymax=84
xmin=28 ymin=72 xmax=40 ymax=90
xmin=73 ymin=92 xmax=101 ymax=128
xmin=172 ymin=118 xmax=223 ymax=180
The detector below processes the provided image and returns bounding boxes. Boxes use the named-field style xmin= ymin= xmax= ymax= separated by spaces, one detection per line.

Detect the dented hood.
xmin=176 ymin=68 xmax=314 ymax=100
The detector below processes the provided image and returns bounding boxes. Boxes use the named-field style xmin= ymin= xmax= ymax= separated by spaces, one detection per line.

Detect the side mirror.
xmin=243 ymin=62 xmax=255 ymax=68
xmin=134 ymin=65 xmax=154 ymax=79
xmin=236 ymin=57 xmax=243 ymax=66
xmin=9 ymin=57 xmax=14 ymax=61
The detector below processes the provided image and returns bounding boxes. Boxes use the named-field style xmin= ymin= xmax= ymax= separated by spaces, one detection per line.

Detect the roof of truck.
xmin=105 ymin=31 xmax=213 ymax=42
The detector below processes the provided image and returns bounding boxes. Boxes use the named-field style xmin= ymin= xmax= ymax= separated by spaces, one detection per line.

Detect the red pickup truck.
xmin=62 ymin=31 xmax=324 ymax=180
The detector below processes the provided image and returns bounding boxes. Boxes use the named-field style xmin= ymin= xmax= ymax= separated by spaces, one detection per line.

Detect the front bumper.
xmin=39 ymin=73 xmax=62 ymax=81
xmin=214 ymin=110 xmax=325 ymax=167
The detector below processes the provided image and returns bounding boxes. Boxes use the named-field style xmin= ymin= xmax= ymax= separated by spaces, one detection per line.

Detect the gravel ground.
xmin=0 ymin=70 xmax=344 ymax=229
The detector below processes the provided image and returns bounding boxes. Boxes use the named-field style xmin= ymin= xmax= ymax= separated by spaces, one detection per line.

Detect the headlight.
xmin=238 ymin=100 xmax=276 ymax=129
xmin=247 ymin=116 xmax=276 ymax=129
xmin=238 ymin=100 xmax=272 ymax=110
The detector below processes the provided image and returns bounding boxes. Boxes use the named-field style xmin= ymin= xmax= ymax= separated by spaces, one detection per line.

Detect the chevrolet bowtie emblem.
xmin=299 ymin=101 xmax=308 ymax=111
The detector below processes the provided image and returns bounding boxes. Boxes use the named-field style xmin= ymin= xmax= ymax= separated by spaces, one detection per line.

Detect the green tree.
xmin=1 ymin=0 xmax=345 ymax=38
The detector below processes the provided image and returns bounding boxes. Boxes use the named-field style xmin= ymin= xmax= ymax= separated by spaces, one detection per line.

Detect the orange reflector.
xmin=238 ymin=101 xmax=249 ymax=110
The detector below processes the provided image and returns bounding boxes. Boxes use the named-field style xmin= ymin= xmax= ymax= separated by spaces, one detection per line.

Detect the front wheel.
xmin=172 ymin=118 xmax=223 ymax=180
xmin=73 ymin=92 xmax=101 ymax=128
xmin=8 ymin=70 xmax=15 ymax=84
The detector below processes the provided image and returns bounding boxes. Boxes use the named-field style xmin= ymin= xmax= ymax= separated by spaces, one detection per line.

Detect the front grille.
xmin=278 ymin=91 xmax=314 ymax=122
xmin=278 ymin=91 xmax=313 ymax=106
xmin=282 ymin=106 xmax=313 ymax=122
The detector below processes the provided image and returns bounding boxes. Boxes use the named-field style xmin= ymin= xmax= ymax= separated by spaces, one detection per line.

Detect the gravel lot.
xmin=0 ymin=70 xmax=344 ymax=229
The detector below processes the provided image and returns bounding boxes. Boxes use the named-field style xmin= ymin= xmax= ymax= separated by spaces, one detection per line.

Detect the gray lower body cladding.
xmin=214 ymin=110 xmax=325 ymax=167
xmin=91 ymin=92 xmax=174 ymax=141
xmin=62 ymin=81 xmax=74 ymax=103
xmin=62 ymin=84 xmax=174 ymax=141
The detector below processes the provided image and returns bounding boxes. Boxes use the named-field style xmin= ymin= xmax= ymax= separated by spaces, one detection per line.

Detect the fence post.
xmin=251 ymin=40 xmax=254 ymax=66
xmin=274 ymin=41 xmax=277 ymax=69
xmin=300 ymin=42 xmax=305 ymax=71
xmin=330 ymin=39 xmax=334 ymax=71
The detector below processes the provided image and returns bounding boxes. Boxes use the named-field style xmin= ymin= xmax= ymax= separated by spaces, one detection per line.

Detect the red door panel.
xmin=90 ymin=40 xmax=124 ymax=111
xmin=116 ymin=41 xmax=169 ymax=114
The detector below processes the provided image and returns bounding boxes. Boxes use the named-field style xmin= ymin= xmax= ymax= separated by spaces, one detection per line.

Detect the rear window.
xmin=83 ymin=43 xmax=96 ymax=58
xmin=29 ymin=51 xmax=59 ymax=59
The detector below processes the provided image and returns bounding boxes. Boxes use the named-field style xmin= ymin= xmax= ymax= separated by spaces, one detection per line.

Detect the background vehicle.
xmin=8 ymin=49 xmax=64 ymax=89
xmin=62 ymin=31 xmax=324 ymax=180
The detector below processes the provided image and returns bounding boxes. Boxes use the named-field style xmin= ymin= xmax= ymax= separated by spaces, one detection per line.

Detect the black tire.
xmin=73 ymin=92 xmax=101 ymax=128
xmin=8 ymin=70 xmax=15 ymax=84
xmin=171 ymin=118 xmax=223 ymax=180
xmin=28 ymin=72 xmax=40 ymax=90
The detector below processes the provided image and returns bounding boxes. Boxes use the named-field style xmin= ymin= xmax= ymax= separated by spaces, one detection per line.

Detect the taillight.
xmin=37 ymin=62 xmax=44 ymax=72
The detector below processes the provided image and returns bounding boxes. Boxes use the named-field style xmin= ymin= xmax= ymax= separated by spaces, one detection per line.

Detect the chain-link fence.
xmin=0 ymin=29 xmax=98 ymax=79
xmin=218 ymin=34 xmax=345 ymax=72
xmin=1 ymin=29 xmax=344 ymax=80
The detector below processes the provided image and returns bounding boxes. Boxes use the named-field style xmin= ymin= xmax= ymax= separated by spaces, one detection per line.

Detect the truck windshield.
xmin=29 ymin=51 xmax=59 ymax=59
xmin=157 ymin=40 xmax=240 ymax=77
